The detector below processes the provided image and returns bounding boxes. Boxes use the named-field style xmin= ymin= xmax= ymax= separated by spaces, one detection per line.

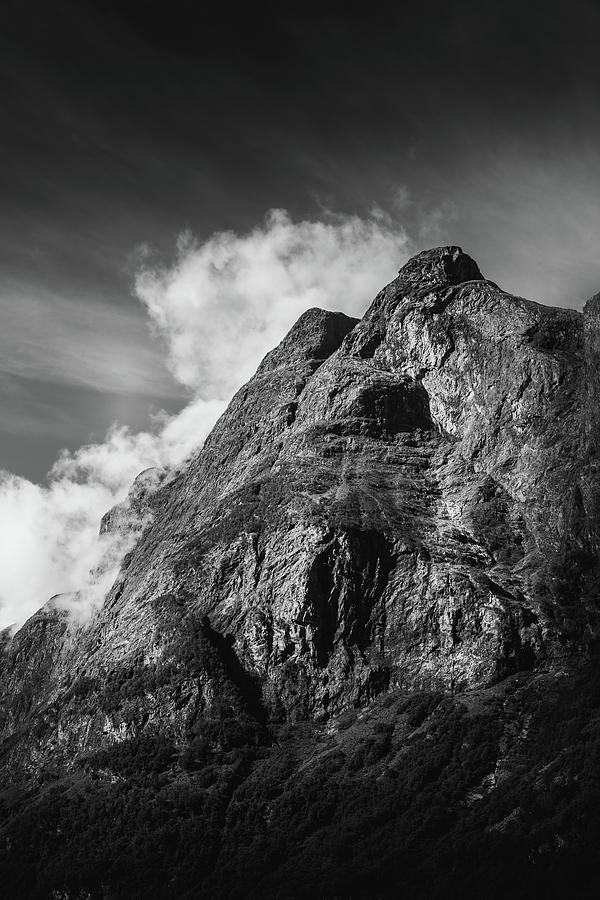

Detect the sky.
xmin=2 ymin=0 xmax=600 ymax=625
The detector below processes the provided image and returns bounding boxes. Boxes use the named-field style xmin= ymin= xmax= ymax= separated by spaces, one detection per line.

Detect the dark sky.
xmin=3 ymin=0 xmax=600 ymax=480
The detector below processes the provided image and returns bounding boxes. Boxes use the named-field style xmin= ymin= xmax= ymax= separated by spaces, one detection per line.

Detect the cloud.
xmin=0 ymin=402 xmax=225 ymax=629
xmin=135 ymin=208 xmax=410 ymax=395
xmin=0 ymin=209 xmax=409 ymax=630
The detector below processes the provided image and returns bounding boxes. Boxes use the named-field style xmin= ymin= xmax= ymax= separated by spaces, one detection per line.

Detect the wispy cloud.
xmin=0 ymin=404 xmax=229 ymax=630
xmin=0 ymin=287 xmax=180 ymax=398
xmin=0 ymin=209 xmax=410 ymax=629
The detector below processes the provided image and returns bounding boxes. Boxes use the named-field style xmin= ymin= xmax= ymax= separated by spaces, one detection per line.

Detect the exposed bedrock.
xmin=2 ymin=245 xmax=600 ymax=772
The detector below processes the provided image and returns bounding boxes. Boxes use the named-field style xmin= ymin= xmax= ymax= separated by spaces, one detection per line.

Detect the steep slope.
xmin=1 ymin=246 xmax=600 ymax=899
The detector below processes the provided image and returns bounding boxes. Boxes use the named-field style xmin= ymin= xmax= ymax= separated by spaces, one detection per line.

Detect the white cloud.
xmin=0 ymin=400 xmax=225 ymax=629
xmin=0 ymin=209 xmax=409 ymax=630
xmin=135 ymin=208 xmax=410 ymax=395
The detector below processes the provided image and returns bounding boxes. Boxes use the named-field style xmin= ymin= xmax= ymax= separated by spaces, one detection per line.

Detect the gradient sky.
xmin=3 ymin=0 xmax=600 ymax=481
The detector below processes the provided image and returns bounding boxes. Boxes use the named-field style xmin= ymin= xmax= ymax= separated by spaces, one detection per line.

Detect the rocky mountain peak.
xmin=100 ymin=466 xmax=164 ymax=537
xmin=394 ymin=244 xmax=484 ymax=288
xmin=256 ymin=307 xmax=359 ymax=375
xmin=2 ymin=248 xmax=600 ymax=899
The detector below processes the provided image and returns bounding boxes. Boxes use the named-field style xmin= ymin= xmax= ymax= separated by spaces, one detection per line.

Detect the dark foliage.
xmin=2 ymin=662 xmax=600 ymax=898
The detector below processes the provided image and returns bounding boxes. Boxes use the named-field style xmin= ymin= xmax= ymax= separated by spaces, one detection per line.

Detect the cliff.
xmin=1 ymin=246 xmax=600 ymax=899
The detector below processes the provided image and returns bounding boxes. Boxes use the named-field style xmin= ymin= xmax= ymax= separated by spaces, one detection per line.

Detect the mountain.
xmin=2 ymin=246 xmax=600 ymax=898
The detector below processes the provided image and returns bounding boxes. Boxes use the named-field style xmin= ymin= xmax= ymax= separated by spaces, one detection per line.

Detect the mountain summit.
xmin=2 ymin=247 xmax=600 ymax=899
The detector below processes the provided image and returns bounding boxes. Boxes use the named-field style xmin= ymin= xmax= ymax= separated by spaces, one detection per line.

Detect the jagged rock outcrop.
xmin=2 ymin=246 xmax=600 ymax=899
xmin=100 ymin=467 xmax=164 ymax=537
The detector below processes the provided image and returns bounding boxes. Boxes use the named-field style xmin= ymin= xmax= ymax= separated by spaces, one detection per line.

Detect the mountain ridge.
xmin=2 ymin=245 xmax=600 ymax=898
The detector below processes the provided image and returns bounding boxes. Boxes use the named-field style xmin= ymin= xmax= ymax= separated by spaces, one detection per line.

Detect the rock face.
xmin=99 ymin=466 xmax=164 ymax=538
xmin=2 ymin=246 xmax=600 ymax=899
